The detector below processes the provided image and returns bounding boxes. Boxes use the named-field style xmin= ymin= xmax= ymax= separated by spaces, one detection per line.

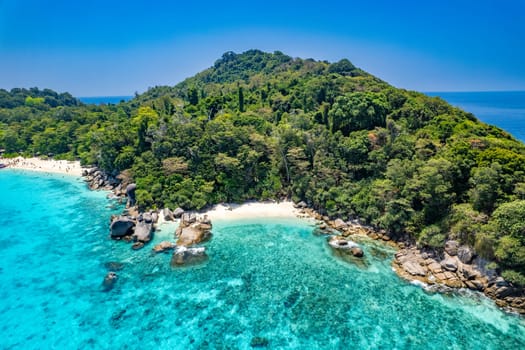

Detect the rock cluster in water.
xmin=328 ymin=236 xmax=364 ymax=257
xmin=149 ymin=209 xmax=212 ymax=267
xmin=82 ymin=168 xmax=213 ymax=280
xmin=82 ymin=167 xmax=120 ymax=191
xmin=175 ymin=213 xmax=212 ymax=246
xmin=170 ymin=213 xmax=212 ymax=266
xmin=393 ymin=243 xmax=525 ymax=314
xmin=294 ymin=201 xmax=525 ymax=315
xmin=109 ymin=210 xmax=155 ymax=249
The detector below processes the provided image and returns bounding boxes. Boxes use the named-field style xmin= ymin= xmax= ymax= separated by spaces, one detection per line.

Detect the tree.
xmin=328 ymin=92 xmax=389 ymax=135
xmin=406 ymin=158 xmax=455 ymax=225
xmin=469 ymin=164 xmax=502 ymax=213
xmin=132 ymin=106 xmax=159 ymax=153
xmin=238 ymin=86 xmax=245 ymax=112
xmin=328 ymin=59 xmax=356 ymax=76
xmin=188 ymin=87 xmax=199 ymax=105
xmin=489 ymin=200 xmax=525 ymax=285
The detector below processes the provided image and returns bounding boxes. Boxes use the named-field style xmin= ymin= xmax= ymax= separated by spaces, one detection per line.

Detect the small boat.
xmin=0 ymin=163 xmax=6 ymax=169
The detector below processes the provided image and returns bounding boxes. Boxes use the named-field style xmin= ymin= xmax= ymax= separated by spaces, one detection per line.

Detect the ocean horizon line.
xmin=425 ymin=90 xmax=525 ymax=94
xmin=76 ymin=90 xmax=525 ymax=100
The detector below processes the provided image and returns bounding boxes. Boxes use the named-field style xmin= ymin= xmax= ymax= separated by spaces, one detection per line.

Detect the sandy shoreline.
xmin=0 ymin=156 xmax=83 ymax=176
xmin=204 ymin=201 xmax=301 ymax=221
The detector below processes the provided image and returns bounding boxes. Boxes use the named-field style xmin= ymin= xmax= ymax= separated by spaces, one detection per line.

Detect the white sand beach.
xmin=204 ymin=201 xmax=300 ymax=221
xmin=0 ymin=156 xmax=83 ymax=176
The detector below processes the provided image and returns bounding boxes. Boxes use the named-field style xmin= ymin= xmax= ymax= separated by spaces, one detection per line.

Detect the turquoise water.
xmin=79 ymin=96 xmax=133 ymax=105
xmin=426 ymin=91 xmax=525 ymax=142
xmin=1 ymin=170 xmax=525 ymax=349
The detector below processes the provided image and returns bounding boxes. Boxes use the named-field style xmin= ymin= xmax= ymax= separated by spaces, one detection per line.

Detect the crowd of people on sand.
xmin=0 ymin=156 xmax=82 ymax=176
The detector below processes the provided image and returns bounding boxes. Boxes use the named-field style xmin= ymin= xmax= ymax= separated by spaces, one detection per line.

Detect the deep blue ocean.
xmin=426 ymin=91 xmax=525 ymax=142
xmin=1 ymin=170 xmax=525 ymax=349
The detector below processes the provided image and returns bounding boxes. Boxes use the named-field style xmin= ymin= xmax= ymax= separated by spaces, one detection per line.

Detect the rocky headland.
xmin=295 ymin=204 xmax=525 ymax=315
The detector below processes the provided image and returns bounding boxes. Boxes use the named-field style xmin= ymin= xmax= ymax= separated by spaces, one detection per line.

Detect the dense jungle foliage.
xmin=2 ymin=50 xmax=525 ymax=284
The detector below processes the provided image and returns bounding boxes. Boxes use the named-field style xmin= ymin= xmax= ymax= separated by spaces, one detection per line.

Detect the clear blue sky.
xmin=1 ymin=0 xmax=524 ymax=96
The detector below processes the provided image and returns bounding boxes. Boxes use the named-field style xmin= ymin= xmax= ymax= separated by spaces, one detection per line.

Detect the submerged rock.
xmin=328 ymin=236 xmax=358 ymax=249
xmin=104 ymin=262 xmax=124 ymax=271
xmin=170 ymin=246 xmax=208 ymax=266
xmin=328 ymin=236 xmax=364 ymax=258
xmin=102 ymin=271 xmax=118 ymax=291
xmin=350 ymin=246 xmax=364 ymax=257
xmin=250 ymin=336 xmax=269 ymax=347
xmin=131 ymin=242 xmax=144 ymax=250
xmin=153 ymin=241 xmax=176 ymax=253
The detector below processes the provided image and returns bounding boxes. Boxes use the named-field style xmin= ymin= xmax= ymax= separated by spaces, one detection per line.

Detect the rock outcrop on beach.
xmin=126 ymin=183 xmax=137 ymax=207
xmin=175 ymin=213 xmax=212 ymax=247
xmin=392 ymin=244 xmax=525 ymax=314
xmin=108 ymin=209 xmax=158 ymax=250
xmin=132 ymin=221 xmax=152 ymax=242
xmin=163 ymin=208 xmax=175 ymax=221
xmin=83 ymin=167 xmax=120 ymax=191
xmin=161 ymin=207 xmax=184 ymax=221
xmin=162 ymin=212 xmax=213 ymax=267
xmin=132 ymin=213 xmax=153 ymax=242
xmin=173 ymin=207 xmax=185 ymax=218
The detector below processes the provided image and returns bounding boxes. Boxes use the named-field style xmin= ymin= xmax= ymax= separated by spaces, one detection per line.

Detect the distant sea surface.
xmin=79 ymin=96 xmax=133 ymax=105
xmin=426 ymin=91 xmax=525 ymax=142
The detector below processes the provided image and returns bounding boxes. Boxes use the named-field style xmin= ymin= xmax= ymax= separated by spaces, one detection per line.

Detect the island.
xmin=1 ymin=50 xmax=525 ymax=314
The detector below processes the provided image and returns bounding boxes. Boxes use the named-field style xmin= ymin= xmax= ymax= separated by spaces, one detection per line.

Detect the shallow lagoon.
xmin=1 ymin=170 xmax=524 ymax=349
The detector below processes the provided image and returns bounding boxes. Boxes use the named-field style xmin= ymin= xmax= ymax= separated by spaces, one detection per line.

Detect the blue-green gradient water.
xmin=79 ymin=96 xmax=133 ymax=105
xmin=1 ymin=170 xmax=525 ymax=349
xmin=426 ymin=91 xmax=525 ymax=142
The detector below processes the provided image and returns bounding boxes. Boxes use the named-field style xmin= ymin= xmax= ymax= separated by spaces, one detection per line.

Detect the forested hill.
xmin=2 ymin=50 xmax=525 ymax=285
